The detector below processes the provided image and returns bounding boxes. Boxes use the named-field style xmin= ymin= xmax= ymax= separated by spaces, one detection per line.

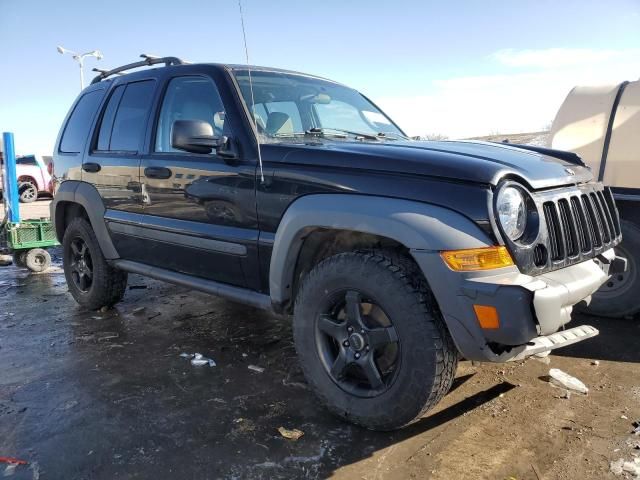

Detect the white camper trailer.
xmin=549 ymin=80 xmax=640 ymax=318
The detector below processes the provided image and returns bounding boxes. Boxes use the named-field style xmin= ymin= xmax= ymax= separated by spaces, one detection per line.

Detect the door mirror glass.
xmin=171 ymin=119 xmax=221 ymax=154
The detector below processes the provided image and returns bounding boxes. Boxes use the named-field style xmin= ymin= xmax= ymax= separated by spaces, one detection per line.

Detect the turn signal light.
xmin=440 ymin=246 xmax=514 ymax=271
xmin=473 ymin=305 xmax=500 ymax=329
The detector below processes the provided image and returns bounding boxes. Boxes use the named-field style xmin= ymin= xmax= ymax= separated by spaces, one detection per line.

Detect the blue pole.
xmin=2 ymin=132 xmax=20 ymax=223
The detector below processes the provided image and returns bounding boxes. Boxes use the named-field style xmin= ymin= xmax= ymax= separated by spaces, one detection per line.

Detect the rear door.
xmin=137 ymin=72 xmax=257 ymax=287
xmin=83 ymin=79 xmax=155 ymax=260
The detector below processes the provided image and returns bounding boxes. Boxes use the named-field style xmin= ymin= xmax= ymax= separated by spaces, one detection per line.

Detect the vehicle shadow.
xmin=553 ymin=312 xmax=640 ymax=363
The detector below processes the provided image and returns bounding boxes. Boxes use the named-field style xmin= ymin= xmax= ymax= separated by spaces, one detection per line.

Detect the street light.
xmin=56 ymin=46 xmax=103 ymax=90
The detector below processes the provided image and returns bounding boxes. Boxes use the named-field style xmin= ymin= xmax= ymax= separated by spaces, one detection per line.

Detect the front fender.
xmin=268 ymin=193 xmax=493 ymax=306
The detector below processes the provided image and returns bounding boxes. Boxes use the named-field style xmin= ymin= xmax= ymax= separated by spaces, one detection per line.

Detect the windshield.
xmin=16 ymin=155 xmax=39 ymax=166
xmin=232 ymin=69 xmax=407 ymax=142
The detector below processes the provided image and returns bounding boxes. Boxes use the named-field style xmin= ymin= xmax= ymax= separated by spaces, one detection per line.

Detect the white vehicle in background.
xmin=549 ymin=80 xmax=640 ymax=318
xmin=0 ymin=154 xmax=53 ymax=203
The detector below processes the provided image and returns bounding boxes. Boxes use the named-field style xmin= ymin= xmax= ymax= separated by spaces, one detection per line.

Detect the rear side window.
xmin=96 ymin=85 xmax=126 ymax=151
xmin=97 ymin=80 xmax=155 ymax=152
xmin=59 ymin=90 xmax=103 ymax=153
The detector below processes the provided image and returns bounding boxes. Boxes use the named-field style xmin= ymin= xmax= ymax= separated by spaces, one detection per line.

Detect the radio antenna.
xmin=238 ymin=0 xmax=264 ymax=182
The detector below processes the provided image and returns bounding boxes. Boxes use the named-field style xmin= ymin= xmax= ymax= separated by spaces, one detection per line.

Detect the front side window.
xmin=232 ymin=69 xmax=406 ymax=142
xmin=155 ymin=76 xmax=227 ymax=153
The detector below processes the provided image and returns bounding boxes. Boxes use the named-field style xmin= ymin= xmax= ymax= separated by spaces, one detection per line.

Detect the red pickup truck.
xmin=0 ymin=154 xmax=53 ymax=203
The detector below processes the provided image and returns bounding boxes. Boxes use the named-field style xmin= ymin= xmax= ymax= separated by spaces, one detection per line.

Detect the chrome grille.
xmin=541 ymin=187 xmax=620 ymax=267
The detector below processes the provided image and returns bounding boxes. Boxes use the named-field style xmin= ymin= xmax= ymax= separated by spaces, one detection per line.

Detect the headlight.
xmin=497 ymin=186 xmax=527 ymax=240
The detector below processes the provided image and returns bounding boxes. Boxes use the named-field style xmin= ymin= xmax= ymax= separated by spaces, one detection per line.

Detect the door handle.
xmin=82 ymin=162 xmax=101 ymax=173
xmin=144 ymin=166 xmax=172 ymax=179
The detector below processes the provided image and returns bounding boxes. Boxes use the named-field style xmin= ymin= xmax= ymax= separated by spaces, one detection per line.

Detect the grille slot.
xmin=558 ymin=199 xmax=578 ymax=257
xmin=582 ymin=195 xmax=602 ymax=248
xmin=570 ymin=196 xmax=591 ymax=252
xmin=590 ymin=193 xmax=610 ymax=243
xmin=604 ymin=188 xmax=621 ymax=236
xmin=543 ymin=202 xmax=564 ymax=261
xmin=597 ymin=190 xmax=617 ymax=238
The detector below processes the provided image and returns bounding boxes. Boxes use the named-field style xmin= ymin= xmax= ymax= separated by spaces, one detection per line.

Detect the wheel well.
xmin=54 ymin=201 xmax=89 ymax=241
xmin=288 ymin=229 xmax=413 ymax=312
xmin=17 ymin=175 xmax=37 ymax=186
xmin=618 ymin=200 xmax=640 ymax=228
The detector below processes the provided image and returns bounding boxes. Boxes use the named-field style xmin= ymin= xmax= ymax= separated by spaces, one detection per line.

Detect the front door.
xmin=138 ymin=74 xmax=257 ymax=287
xmin=83 ymin=79 xmax=156 ymax=260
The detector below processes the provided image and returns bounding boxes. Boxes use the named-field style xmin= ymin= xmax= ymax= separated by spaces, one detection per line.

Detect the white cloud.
xmin=378 ymin=48 xmax=640 ymax=139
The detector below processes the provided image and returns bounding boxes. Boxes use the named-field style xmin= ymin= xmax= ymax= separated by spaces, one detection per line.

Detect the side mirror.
xmin=171 ymin=119 xmax=224 ymax=154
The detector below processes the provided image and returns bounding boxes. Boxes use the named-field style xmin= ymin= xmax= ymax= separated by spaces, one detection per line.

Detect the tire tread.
xmin=294 ymin=249 xmax=458 ymax=430
xmin=63 ymin=217 xmax=127 ymax=309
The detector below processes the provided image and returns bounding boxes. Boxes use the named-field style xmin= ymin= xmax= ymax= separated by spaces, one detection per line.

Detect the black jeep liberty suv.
xmin=51 ymin=55 xmax=624 ymax=430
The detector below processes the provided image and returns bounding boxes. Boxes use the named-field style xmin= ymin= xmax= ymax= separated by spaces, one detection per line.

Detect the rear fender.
xmin=51 ymin=180 xmax=119 ymax=259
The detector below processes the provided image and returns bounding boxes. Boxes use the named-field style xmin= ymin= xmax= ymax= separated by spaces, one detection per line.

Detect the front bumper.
xmin=412 ymin=247 xmax=619 ymax=362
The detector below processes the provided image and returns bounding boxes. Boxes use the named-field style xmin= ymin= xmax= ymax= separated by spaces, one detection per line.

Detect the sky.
xmin=1 ymin=0 xmax=639 ymax=155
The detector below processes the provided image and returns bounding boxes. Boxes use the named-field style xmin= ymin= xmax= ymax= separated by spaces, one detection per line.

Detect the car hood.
xmin=279 ymin=139 xmax=593 ymax=190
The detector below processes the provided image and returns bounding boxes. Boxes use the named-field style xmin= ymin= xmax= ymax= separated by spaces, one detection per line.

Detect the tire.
xmin=18 ymin=181 xmax=38 ymax=203
xmin=293 ymin=250 xmax=458 ymax=431
xmin=0 ymin=254 xmax=12 ymax=267
xmin=25 ymin=248 xmax=51 ymax=272
xmin=12 ymin=250 xmax=28 ymax=268
xmin=581 ymin=220 xmax=640 ymax=318
xmin=62 ymin=217 xmax=128 ymax=310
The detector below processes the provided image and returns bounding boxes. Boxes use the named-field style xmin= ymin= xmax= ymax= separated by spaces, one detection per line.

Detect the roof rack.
xmin=90 ymin=54 xmax=186 ymax=84
xmin=92 ymin=68 xmax=125 ymax=77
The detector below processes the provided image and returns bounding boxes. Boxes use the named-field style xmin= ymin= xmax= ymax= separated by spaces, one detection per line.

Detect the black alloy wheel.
xmin=62 ymin=217 xmax=127 ymax=309
xmin=316 ymin=290 xmax=400 ymax=398
xmin=293 ymin=250 xmax=458 ymax=430
xmin=68 ymin=236 xmax=94 ymax=292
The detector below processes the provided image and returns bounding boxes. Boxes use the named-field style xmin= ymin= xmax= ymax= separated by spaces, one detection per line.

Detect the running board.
xmin=511 ymin=325 xmax=599 ymax=361
xmin=113 ymin=259 xmax=273 ymax=312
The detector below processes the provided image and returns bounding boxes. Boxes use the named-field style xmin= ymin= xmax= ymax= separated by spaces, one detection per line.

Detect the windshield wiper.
xmin=305 ymin=127 xmax=381 ymax=141
xmin=377 ymin=131 xmax=410 ymax=141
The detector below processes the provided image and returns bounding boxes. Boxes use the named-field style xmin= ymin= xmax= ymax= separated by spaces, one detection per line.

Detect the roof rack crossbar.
xmin=90 ymin=54 xmax=185 ymax=84
xmin=92 ymin=67 xmax=125 ymax=77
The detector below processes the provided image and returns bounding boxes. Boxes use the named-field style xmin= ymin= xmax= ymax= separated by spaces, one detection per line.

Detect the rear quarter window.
xmin=59 ymin=90 xmax=104 ymax=154
xmin=96 ymin=85 xmax=126 ymax=151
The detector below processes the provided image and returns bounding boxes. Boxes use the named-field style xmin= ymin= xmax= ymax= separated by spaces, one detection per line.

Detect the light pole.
xmin=56 ymin=46 xmax=103 ymax=90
